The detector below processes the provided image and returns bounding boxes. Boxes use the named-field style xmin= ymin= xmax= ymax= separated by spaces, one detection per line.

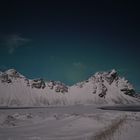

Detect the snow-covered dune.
xmin=0 ymin=69 xmax=139 ymax=106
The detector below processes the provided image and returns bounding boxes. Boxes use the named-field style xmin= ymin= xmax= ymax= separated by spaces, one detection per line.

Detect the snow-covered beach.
xmin=0 ymin=105 xmax=140 ymax=140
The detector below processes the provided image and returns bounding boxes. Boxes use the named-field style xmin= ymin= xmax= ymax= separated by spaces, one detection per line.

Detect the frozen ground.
xmin=0 ymin=105 xmax=140 ymax=140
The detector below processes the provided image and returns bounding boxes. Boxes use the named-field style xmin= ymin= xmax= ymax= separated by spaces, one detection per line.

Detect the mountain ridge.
xmin=0 ymin=69 xmax=139 ymax=106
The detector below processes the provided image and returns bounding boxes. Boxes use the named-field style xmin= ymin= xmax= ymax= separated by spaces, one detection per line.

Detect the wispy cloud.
xmin=4 ymin=34 xmax=30 ymax=54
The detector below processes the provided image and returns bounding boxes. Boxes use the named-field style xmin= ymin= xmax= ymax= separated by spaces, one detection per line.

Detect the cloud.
xmin=4 ymin=34 xmax=30 ymax=54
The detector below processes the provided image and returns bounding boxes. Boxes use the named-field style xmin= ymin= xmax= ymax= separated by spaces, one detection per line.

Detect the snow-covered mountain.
xmin=0 ymin=69 xmax=139 ymax=106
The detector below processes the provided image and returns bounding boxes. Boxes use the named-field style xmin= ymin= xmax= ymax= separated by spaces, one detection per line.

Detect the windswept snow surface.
xmin=0 ymin=69 xmax=139 ymax=106
xmin=0 ymin=105 xmax=140 ymax=140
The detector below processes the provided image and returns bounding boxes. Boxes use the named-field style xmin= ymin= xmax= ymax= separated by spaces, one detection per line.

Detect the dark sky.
xmin=0 ymin=0 xmax=140 ymax=89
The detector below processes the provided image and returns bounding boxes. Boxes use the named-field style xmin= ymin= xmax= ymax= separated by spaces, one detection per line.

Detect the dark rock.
xmin=31 ymin=78 xmax=46 ymax=89
xmin=6 ymin=69 xmax=22 ymax=79
xmin=0 ymin=73 xmax=12 ymax=83
xmin=105 ymin=69 xmax=118 ymax=85
xmin=98 ymin=84 xmax=107 ymax=98
xmin=48 ymin=81 xmax=68 ymax=93
xmin=121 ymin=88 xmax=135 ymax=96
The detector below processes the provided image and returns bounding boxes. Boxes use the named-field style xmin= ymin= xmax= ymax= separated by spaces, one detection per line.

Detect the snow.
xmin=122 ymin=120 xmax=140 ymax=140
xmin=0 ymin=69 xmax=140 ymax=139
xmin=0 ymin=105 xmax=140 ymax=140
xmin=0 ymin=69 xmax=139 ymax=107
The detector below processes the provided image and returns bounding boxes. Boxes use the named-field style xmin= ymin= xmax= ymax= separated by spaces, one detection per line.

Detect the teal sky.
xmin=0 ymin=1 xmax=140 ymax=89
xmin=0 ymin=42 xmax=139 ymax=89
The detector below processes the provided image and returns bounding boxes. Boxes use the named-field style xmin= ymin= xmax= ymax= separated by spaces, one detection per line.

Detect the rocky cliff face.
xmin=30 ymin=79 xmax=46 ymax=89
xmin=89 ymin=69 xmax=135 ymax=98
xmin=47 ymin=81 xmax=68 ymax=93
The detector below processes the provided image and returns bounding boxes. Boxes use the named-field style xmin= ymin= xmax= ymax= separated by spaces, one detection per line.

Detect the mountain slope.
xmin=0 ymin=69 xmax=139 ymax=106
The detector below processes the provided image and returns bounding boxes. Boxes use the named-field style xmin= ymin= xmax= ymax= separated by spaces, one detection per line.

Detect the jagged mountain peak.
xmin=0 ymin=69 xmax=25 ymax=84
xmin=72 ymin=69 xmax=135 ymax=101
xmin=5 ymin=69 xmax=25 ymax=78
xmin=75 ymin=69 xmax=119 ymax=86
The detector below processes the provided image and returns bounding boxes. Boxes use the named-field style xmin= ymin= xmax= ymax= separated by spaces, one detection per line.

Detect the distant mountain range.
xmin=0 ymin=69 xmax=139 ymax=106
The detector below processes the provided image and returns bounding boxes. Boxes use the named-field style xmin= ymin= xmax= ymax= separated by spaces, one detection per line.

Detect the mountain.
xmin=0 ymin=69 xmax=139 ymax=106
